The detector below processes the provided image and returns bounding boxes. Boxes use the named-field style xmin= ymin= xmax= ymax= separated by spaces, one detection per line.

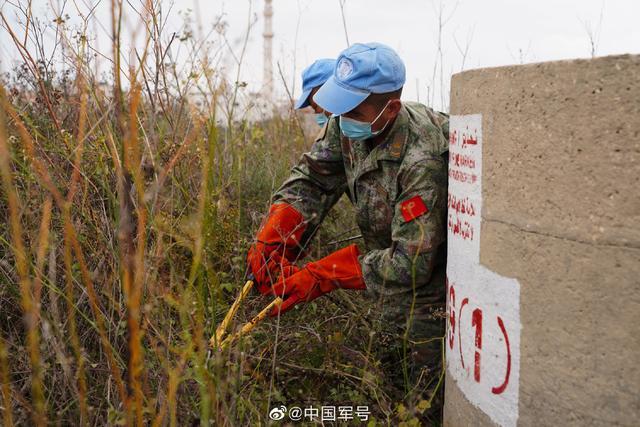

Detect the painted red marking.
xmin=492 ymin=316 xmax=511 ymax=394
xmin=472 ymin=308 xmax=483 ymax=382
xmin=449 ymin=130 xmax=458 ymax=146
xmin=448 ymin=283 xmax=456 ymax=350
xmin=448 ymin=214 xmax=475 ymax=241
xmin=450 ymin=152 xmax=477 ymax=169
xmin=462 ymin=132 xmax=478 ymax=147
xmin=448 ymin=194 xmax=477 ymax=217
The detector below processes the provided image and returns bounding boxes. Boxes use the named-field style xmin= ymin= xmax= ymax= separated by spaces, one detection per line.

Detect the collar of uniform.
xmin=371 ymin=102 xmax=409 ymax=163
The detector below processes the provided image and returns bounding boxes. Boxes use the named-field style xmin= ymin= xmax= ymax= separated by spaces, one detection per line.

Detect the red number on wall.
xmin=471 ymin=308 xmax=483 ymax=382
xmin=491 ymin=316 xmax=511 ymax=394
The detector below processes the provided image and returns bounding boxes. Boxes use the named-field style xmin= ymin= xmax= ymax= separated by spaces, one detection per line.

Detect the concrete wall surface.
xmin=444 ymin=54 xmax=640 ymax=426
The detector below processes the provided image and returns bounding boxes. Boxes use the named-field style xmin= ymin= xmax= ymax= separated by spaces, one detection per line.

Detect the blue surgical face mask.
xmin=339 ymin=101 xmax=391 ymax=141
xmin=314 ymin=113 xmax=328 ymax=128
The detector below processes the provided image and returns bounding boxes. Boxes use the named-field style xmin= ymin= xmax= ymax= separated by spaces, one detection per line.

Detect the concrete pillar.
xmin=444 ymin=54 xmax=640 ymax=426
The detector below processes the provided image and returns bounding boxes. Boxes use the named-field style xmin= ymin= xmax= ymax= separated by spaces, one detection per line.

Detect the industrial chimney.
xmin=262 ymin=0 xmax=274 ymax=99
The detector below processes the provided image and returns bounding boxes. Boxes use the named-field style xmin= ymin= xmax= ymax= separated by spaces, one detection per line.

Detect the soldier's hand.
xmin=246 ymin=203 xmax=307 ymax=290
xmin=252 ymin=253 xmax=300 ymax=295
xmin=268 ymin=245 xmax=366 ymax=316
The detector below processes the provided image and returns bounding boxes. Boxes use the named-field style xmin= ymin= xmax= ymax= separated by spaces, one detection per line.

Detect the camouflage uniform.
xmin=273 ymin=102 xmax=449 ymax=418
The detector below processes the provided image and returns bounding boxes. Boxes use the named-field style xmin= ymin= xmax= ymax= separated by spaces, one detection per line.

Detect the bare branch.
xmin=338 ymin=0 xmax=350 ymax=47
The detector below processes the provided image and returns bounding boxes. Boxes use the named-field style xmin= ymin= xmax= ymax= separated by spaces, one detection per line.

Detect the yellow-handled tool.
xmin=210 ymin=278 xmax=282 ymax=351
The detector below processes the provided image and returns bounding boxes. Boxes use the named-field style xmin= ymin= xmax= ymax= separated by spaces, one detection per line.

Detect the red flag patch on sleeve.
xmin=400 ymin=195 xmax=428 ymax=222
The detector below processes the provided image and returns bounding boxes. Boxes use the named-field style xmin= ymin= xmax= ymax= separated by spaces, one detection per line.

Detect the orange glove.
xmin=268 ymin=244 xmax=366 ymax=316
xmin=247 ymin=203 xmax=307 ymax=293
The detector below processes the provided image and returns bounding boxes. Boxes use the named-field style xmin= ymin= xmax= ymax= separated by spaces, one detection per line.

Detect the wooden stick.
xmin=215 ymin=297 xmax=282 ymax=351
xmin=212 ymin=279 xmax=254 ymax=347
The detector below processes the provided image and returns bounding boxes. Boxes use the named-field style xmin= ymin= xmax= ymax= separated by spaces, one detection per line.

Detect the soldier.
xmin=247 ymin=42 xmax=449 ymax=422
xmin=294 ymin=58 xmax=336 ymax=127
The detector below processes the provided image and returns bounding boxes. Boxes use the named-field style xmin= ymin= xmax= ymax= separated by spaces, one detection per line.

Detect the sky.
xmin=1 ymin=0 xmax=639 ymax=111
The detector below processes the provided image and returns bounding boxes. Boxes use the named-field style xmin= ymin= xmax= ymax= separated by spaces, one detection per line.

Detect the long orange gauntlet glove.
xmin=247 ymin=203 xmax=307 ymax=294
xmin=268 ymin=244 xmax=366 ymax=316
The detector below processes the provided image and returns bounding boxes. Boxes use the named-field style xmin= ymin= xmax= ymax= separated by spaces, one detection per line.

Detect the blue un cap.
xmin=313 ymin=42 xmax=405 ymax=115
xmin=294 ymin=58 xmax=336 ymax=109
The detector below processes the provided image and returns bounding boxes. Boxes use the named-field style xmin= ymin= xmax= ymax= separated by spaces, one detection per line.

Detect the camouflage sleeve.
xmin=359 ymin=154 xmax=448 ymax=295
xmin=272 ymin=119 xmax=347 ymax=244
xmin=426 ymin=108 xmax=449 ymax=142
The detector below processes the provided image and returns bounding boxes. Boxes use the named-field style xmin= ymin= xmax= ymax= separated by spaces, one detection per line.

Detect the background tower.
xmin=262 ymin=0 xmax=274 ymax=99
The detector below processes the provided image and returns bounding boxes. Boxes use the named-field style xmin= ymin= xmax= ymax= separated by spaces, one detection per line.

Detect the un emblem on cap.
xmin=336 ymin=58 xmax=354 ymax=80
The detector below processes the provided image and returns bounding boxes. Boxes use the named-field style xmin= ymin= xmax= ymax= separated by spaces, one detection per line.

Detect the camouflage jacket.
xmin=273 ymin=102 xmax=449 ymax=329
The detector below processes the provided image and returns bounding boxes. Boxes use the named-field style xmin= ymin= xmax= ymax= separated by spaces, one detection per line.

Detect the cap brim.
xmin=313 ymin=76 xmax=369 ymax=115
xmin=294 ymin=88 xmax=313 ymax=109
